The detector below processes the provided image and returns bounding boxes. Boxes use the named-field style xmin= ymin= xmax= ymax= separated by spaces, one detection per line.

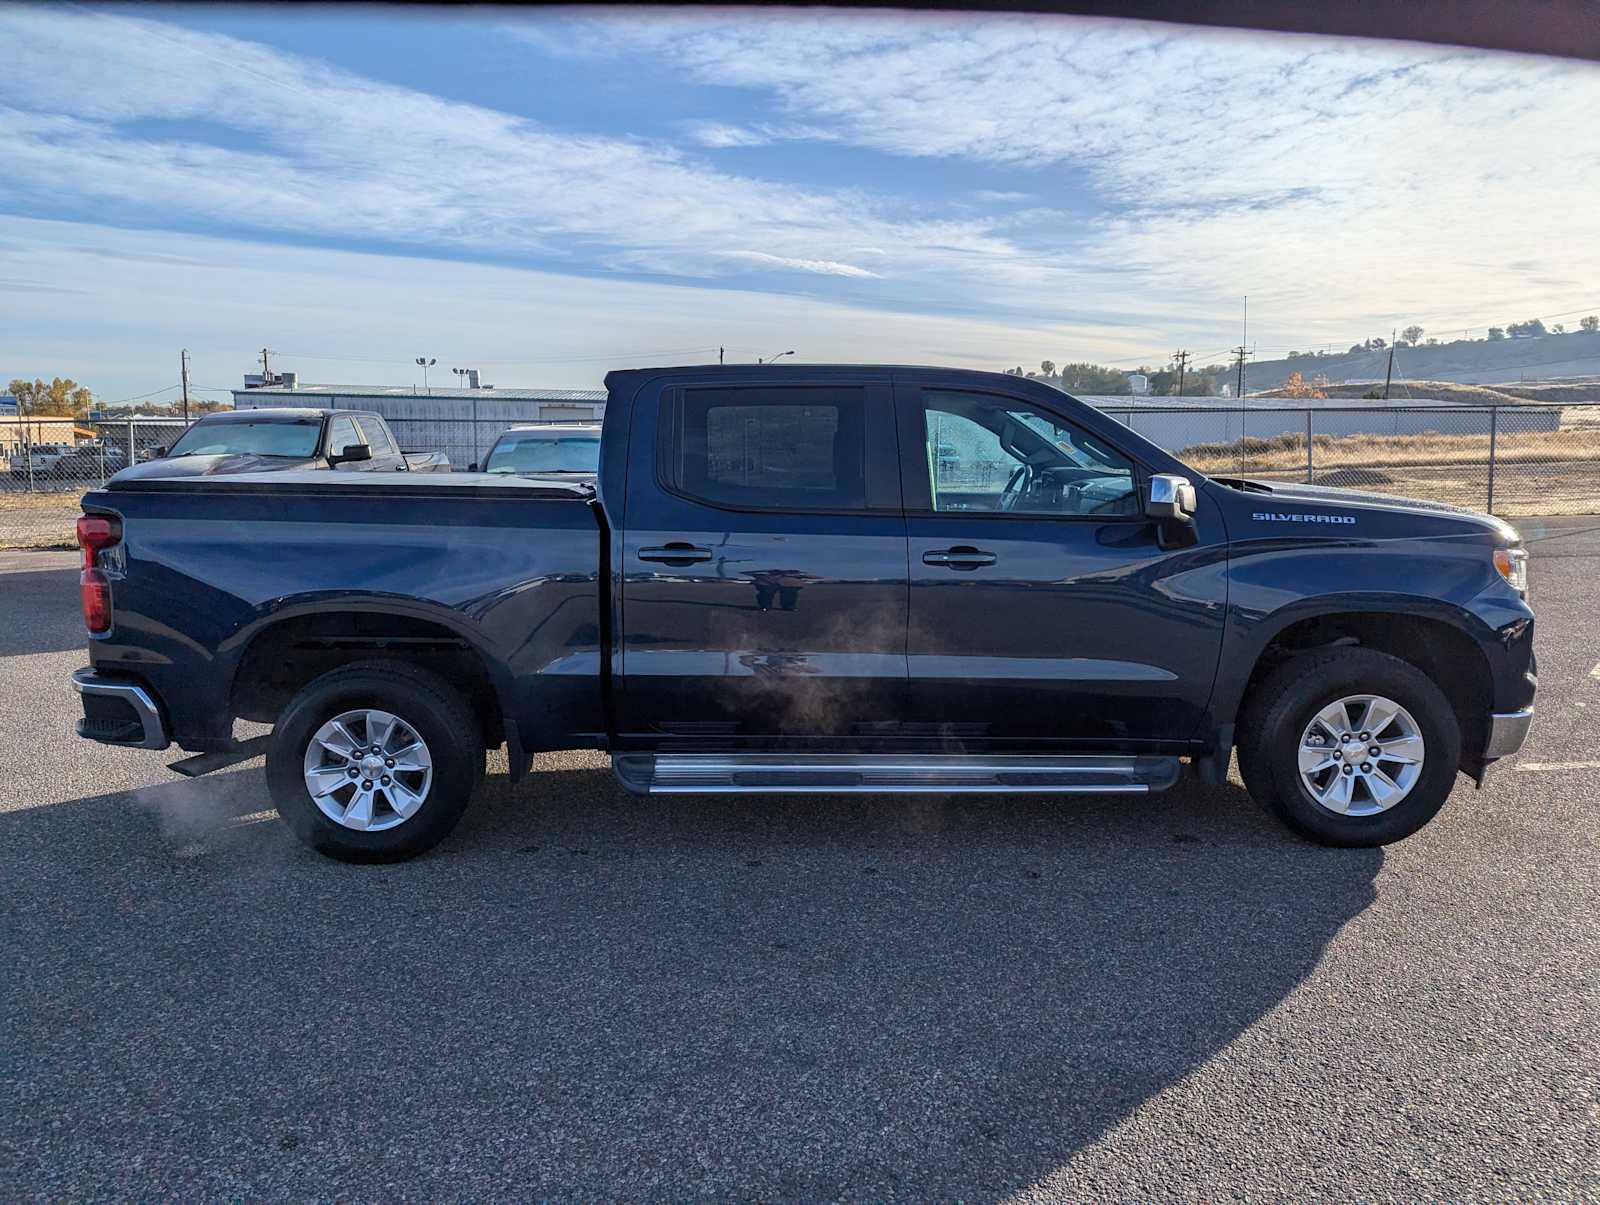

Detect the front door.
xmin=618 ymin=380 xmax=908 ymax=742
xmin=896 ymin=382 xmax=1227 ymax=745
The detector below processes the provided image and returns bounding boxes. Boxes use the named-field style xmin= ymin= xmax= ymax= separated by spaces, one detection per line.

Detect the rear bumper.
xmin=72 ymin=667 xmax=169 ymax=750
xmin=1483 ymin=707 xmax=1533 ymax=761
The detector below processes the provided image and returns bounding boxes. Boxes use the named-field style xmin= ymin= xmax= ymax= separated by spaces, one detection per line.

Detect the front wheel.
xmin=266 ymin=660 xmax=483 ymax=862
xmin=1238 ymin=648 xmax=1462 ymax=847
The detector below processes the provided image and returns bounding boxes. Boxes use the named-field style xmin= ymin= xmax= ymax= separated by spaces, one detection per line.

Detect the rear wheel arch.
xmin=226 ymin=605 xmax=509 ymax=749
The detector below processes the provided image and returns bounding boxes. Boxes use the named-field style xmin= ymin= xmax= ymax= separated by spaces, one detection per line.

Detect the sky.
xmin=3 ymin=5 xmax=1599 ymax=403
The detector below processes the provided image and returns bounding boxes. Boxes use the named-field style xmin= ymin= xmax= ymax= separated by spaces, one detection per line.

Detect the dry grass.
xmin=1181 ymin=425 xmax=1600 ymax=473
xmin=0 ymin=491 xmax=81 ymax=550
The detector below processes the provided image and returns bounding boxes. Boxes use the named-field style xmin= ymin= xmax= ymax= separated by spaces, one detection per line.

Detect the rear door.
xmin=356 ymin=417 xmax=404 ymax=470
xmin=895 ymin=379 xmax=1227 ymax=745
xmin=617 ymin=377 xmax=908 ymax=741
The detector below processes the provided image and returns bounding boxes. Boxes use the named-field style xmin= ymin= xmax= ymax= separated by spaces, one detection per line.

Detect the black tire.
xmin=266 ymin=660 xmax=484 ymax=862
xmin=1238 ymin=647 xmax=1462 ymax=847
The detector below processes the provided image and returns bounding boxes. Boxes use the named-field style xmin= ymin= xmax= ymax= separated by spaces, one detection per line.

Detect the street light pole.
xmin=415 ymin=357 xmax=436 ymax=395
xmin=759 ymin=349 xmax=795 ymax=365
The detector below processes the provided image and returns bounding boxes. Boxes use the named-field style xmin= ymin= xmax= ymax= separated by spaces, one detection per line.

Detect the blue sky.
xmin=4 ymin=6 xmax=1599 ymax=401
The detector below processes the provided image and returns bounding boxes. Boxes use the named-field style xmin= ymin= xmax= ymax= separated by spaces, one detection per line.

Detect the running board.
xmin=612 ymin=753 xmax=1180 ymax=796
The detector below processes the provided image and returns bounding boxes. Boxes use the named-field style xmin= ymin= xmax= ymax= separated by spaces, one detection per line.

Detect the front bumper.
xmin=1484 ymin=707 xmax=1534 ymax=760
xmin=72 ymin=667 xmax=169 ymax=750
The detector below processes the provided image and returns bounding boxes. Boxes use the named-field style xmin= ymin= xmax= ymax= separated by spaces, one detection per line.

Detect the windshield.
xmin=168 ymin=420 xmax=321 ymax=459
xmin=484 ymin=434 xmax=600 ymax=474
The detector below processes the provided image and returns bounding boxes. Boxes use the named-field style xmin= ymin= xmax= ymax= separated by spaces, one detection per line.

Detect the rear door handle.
xmin=923 ymin=546 xmax=997 ymax=569
xmin=639 ymin=543 xmax=713 ymax=564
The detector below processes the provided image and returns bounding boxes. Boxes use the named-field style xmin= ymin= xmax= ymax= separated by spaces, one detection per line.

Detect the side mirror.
xmin=1145 ymin=473 xmax=1197 ymax=522
xmin=331 ymin=443 xmax=372 ymax=465
xmin=150 ymin=445 xmax=167 ymax=459
xmin=467 ymin=462 xmax=478 ymax=473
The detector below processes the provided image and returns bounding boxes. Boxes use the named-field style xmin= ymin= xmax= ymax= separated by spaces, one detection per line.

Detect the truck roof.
xmin=208 ymin=408 xmax=367 ymax=422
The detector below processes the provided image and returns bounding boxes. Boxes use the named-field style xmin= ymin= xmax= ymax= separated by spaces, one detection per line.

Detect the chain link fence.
xmin=4 ymin=405 xmax=1599 ymax=550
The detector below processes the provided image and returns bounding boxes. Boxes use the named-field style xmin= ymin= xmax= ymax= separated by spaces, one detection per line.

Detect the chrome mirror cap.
xmin=1146 ymin=473 xmax=1197 ymax=521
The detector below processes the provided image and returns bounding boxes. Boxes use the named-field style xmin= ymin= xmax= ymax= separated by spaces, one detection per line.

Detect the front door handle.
xmin=923 ymin=546 xmax=997 ymax=570
xmin=639 ymin=543 xmax=713 ymax=564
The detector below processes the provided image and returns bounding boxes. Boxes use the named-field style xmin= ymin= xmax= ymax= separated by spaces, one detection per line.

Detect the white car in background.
xmin=476 ymin=423 xmax=601 ymax=477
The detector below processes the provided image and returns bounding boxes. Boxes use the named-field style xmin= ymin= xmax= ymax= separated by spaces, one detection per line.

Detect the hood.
xmin=112 ymin=453 xmax=323 ymax=481
xmin=1212 ymin=476 xmax=1521 ymax=543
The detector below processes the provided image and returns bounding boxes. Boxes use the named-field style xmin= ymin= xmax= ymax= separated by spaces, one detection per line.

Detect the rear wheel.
xmin=1238 ymin=648 xmax=1461 ymax=847
xmin=266 ymin=660 xmax=483 ymax=862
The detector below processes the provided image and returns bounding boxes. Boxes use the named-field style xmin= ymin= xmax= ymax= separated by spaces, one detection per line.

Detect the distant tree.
xmin=1348 ymin=343 xmax=1365 ymax=354
xmin=1506 ymin=318 xmax=1548 ymax=338
xmin=7 ymin=376 xmax=93 ymax=417
xmin=1003 ymin=366 xmax=1025 ymax=376
xmin=1401 ymin=325 xmax=1424 ymax=346
xmin=1039 ymin=360 xmax=1056 ymax=378
xmin=1487 ymin=327 xmax=1506 ymax=340
xmin=1580 ymin=315 xmax=1599 ymax=333
xmin=1369 ymin=336 xmax=1386 ymax=350
xmin=1055 ymin=362 xmax=1132 ymax=395
xmin=1425 ymin=337 xmax=1439 ymax=346
xmin=1553 ymin=323 xmax=1566 ymax=335
xmin=1281 ymin=371 xmax=1326 ymax=399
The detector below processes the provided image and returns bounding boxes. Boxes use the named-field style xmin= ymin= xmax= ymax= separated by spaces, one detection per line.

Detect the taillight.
xmin=76 ymin=514 xmax=122 ymax=634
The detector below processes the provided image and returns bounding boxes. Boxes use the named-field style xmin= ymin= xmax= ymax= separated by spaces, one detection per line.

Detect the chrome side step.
xmin=612 ymin=753 xmax=1180 ymax=796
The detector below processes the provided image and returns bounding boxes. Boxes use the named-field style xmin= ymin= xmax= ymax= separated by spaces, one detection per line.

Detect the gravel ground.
xmin=2 ymin=520 xmax=1597 ymax=1200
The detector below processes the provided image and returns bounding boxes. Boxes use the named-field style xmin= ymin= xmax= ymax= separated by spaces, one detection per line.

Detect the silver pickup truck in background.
xmin=113 ymin=407 xmax=450 ymax=480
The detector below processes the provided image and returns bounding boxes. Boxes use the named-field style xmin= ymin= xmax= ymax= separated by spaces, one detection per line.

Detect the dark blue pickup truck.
xmin=71 ymin=365 xmax=1535 ymax=861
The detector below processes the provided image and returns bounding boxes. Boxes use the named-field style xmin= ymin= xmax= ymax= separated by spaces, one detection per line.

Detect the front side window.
xmin=674 ymin=387 xmax=866 ymax=510
xmin=921 ymin=391 xmax=1138 ymax=516
xmin=168 ymin=419 xmax=322 ymax=459
xmin=328 ymin=416 xmax=362 ymax=457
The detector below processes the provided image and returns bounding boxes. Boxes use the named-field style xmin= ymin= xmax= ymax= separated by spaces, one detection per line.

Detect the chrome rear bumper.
xmin=1484 ymin=708 xmax=1533 ymax=760
xmin=72 ymin=667 xmax=169 ymax=750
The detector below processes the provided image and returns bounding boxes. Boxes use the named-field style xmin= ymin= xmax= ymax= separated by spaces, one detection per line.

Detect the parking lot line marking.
xmin=1514 ymin=761 xmax=1600 ymax=772
xmin=1590 ymin=661 xmax=1600 ymax=680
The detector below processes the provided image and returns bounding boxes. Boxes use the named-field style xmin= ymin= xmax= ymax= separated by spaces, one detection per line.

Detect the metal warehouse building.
xmin=232 ymin=378 xmax=608 ymax=469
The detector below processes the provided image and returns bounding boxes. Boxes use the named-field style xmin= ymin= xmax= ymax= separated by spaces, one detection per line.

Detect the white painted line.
xmin=1514 ymin=761 xmax=1600 ymax=772
xmin=1590 ymin=661 xmax=1600 ymax=680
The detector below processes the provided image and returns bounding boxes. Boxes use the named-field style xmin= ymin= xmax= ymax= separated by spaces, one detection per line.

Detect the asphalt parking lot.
xmin=3 ymin=519 xmax=1597 ymax=1199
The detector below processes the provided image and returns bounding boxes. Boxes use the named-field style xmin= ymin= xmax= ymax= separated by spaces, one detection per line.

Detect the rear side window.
xmin=670 ymin=386 xmax=866 ymax=510
xmin=358 ymin=418 xmax=395 ymax=457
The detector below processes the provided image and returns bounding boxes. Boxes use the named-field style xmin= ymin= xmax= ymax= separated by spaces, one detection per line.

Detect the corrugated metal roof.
xmin=234 ymin=385 xmax=608 ymax=402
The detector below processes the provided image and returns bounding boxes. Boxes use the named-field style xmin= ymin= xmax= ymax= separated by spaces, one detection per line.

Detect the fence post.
xmin=1305 ymin=408 xmax=1313 ymax=483
xmin=25 ymin=415 xmax=35 ymax=493
xmin=126 ymin=418 xmax=135 ymax=472
xmin=1486 ymin=406 xmax=1498 ymax=514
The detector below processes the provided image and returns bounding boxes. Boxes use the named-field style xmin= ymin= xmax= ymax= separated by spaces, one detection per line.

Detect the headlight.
xmin=1494 ymin=547 xmax=1528 ymax=596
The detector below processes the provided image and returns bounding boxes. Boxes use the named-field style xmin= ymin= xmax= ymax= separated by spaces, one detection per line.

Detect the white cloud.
xmin=726 ymin=251 xmax=882 ymax=278
xmin=0 ymin=8 xmax=1028 ymax=298
xmin=539 ymin=10 xmax=1600 ymax=350
xmin=0 ymin=216 xmax=1147 ymax=397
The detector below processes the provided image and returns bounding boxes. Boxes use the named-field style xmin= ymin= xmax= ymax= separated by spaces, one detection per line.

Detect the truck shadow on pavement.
xmin=7 ymin=760 xmax=1380 ymax=1198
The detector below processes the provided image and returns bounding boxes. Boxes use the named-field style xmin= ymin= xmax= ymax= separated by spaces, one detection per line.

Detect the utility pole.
xmin=180 ymin=349 xmax=191 ymax=423
xmin=1232 ymin=342 xmax=1253 ymax=474
xmin=719 ymin=346 xmax=725 ymax=365
xmin=1172 ymin=349 xmax=1190 ymax=397
xmin=260 ymin=347 xmax=272 ymax=383
xmin=1382 ymin=327 xmax=1396 ymax=400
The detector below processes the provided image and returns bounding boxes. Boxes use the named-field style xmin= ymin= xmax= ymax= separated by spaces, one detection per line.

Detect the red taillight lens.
xmin=80 ymin=569 xmax=112 ymax=633
xmin=76 ymin=514 xmax=121 ymax=569
xmin=76 ymin=514 xmax=121 ymax=633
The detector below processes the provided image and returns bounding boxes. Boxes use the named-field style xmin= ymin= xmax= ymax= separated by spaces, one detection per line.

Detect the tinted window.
xmin=358 ymin=418 xmax=395 ymax=457
xmin=168 ymin=419 xmax=321 ymax=459
xmin=921 ymin=391 xmax=1138 ymax=516
xmin=674 ymin=387 xmax=865 ymax=510
xmin=328 ymin=416 xmax=362 ymax=457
